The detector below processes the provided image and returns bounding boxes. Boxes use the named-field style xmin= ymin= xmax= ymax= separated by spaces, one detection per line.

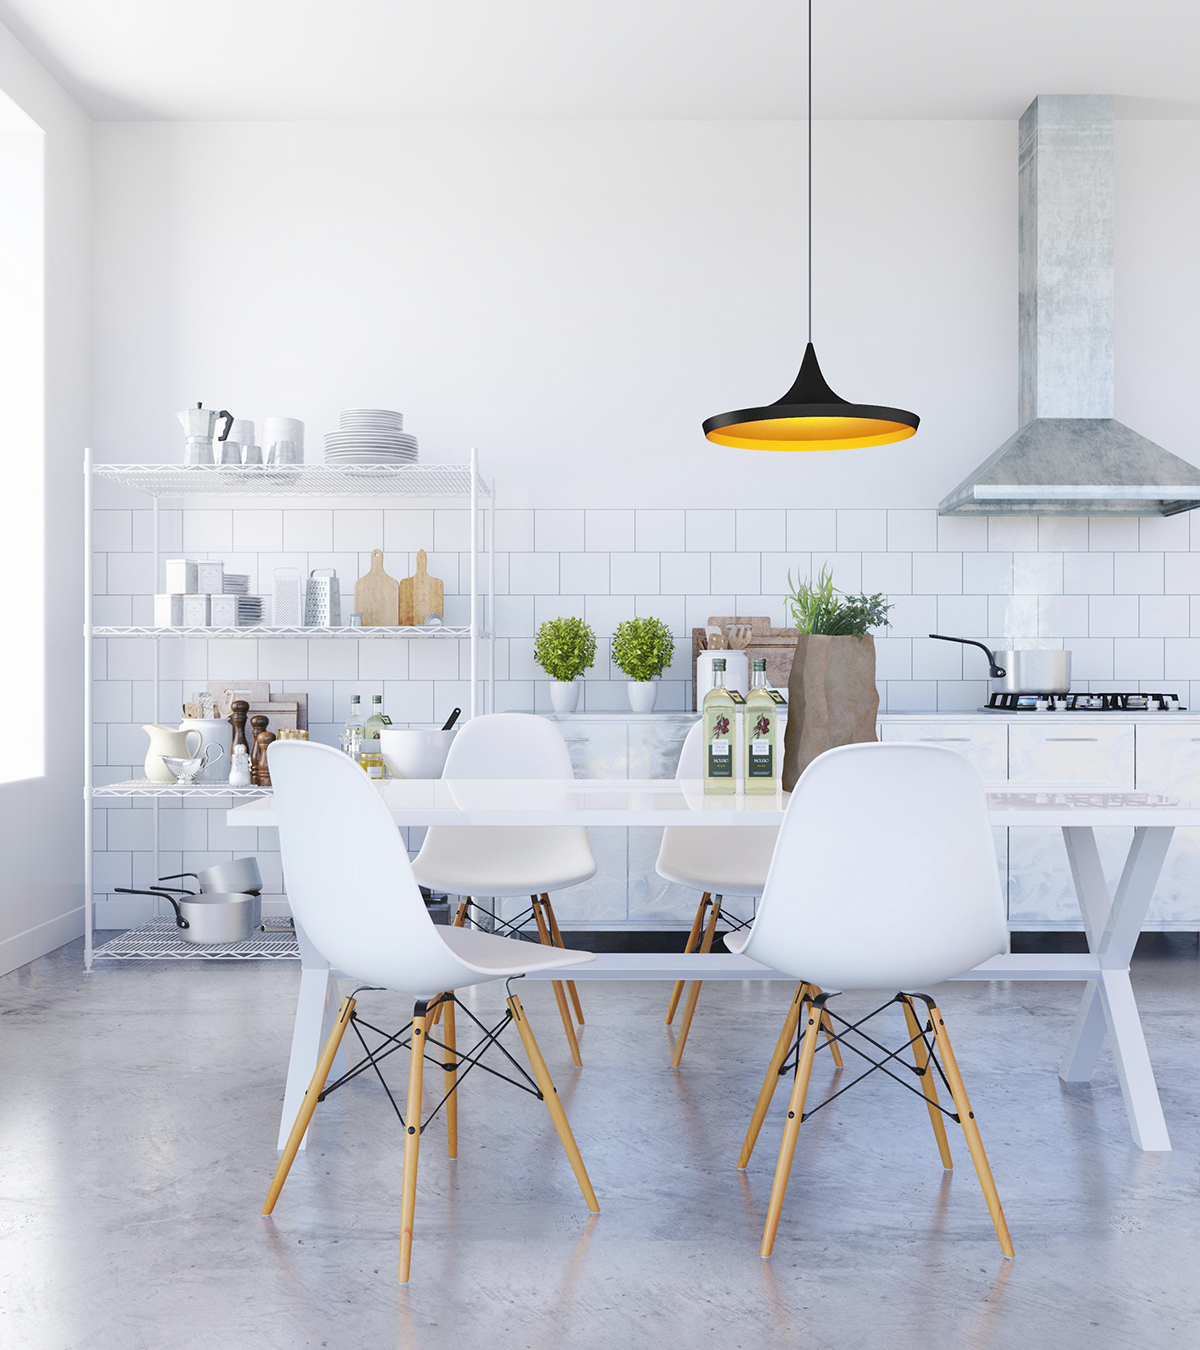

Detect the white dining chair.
xmin=657 ymin=719 xmax=842 ymax=1070
xmin=728 ymin=741 xmax=1013 ymax=1259
xmin=411 ymin=713 xmax=596 ymax=1065
xmin=261 ymin=740 xmax=599 ymax=1284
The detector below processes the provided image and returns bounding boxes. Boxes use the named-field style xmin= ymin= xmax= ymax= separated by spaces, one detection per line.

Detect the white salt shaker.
xmin=228 ymin=743 xmax=252 ymax=788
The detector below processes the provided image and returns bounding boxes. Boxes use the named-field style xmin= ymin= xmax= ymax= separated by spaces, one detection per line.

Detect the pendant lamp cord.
xmin=807 ymin=0 xmax=813 ymax=344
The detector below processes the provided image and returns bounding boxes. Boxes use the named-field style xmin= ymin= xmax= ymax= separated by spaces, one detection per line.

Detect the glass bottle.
xmin=363 ymin=693 xmax=391 ymax=744
xmin=341 ymin=694 xmax=365 ymax=761
xmin=744 ymin=658 xmax=778 ymax=794
xmin=702 ymin=657 xmax=736 ymax=795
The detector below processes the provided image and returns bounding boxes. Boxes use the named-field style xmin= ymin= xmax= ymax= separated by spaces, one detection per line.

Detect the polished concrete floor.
xmin=2 ymin=936 xmax=1200 ymax=1350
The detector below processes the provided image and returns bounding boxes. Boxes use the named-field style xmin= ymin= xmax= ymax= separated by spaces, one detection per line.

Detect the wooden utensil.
xmin=354 ymin=549 xmax=400 ymax=627
xmin=705 ymin=625 xmax=726 ymax=651
xmin=726 ymin=624 xmax=753 ymax=649
xmin=399 ymin=549 xmax=444 ymax=627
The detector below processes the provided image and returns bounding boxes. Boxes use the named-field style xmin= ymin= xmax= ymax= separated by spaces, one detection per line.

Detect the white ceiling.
xmin=2 ymin=0 xmax=1199 ymax=122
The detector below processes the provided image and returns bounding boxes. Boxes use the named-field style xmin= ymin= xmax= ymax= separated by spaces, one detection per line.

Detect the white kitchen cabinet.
xmin=1134 ymin=724 xmax=1200 ymax=925
xmin=1007 ymin=722 xmax=1133 ymax=927
xmin=879 ymin=722 xmax=1008 ymax=904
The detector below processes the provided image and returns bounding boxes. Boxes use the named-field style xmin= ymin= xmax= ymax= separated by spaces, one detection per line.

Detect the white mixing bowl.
xmin=379 ymin=727 xmax=458 ymax=779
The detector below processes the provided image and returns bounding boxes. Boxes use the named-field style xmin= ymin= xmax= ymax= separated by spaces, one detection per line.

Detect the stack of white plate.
xmin=223 ymin=573 xmax=251 ymax=595
xmin=236 ymin=597 xmax=264 ymax=625
xmin=324 ymin=409 xmax=418 ymax=464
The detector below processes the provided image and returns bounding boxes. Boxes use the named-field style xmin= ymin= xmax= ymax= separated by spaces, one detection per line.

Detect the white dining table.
xmin=229 ymin=779 xmax=1195 ymax=1154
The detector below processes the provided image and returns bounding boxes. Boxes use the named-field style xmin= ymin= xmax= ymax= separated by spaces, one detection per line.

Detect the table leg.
xmin=1059 ymin=825 xmax=1173 ymax=1152
xmin=278 ymin=965 xmax=335 ymax=1151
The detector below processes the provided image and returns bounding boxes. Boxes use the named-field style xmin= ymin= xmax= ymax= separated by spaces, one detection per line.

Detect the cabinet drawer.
xmin=880 ymin=722 xmax=1007 ymax=780
xmin=1008 ymin=722 xmax=1133 ymax=787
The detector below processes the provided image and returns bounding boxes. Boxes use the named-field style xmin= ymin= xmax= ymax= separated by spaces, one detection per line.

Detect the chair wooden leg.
xmin=926 ymin=1000 xmax=1014 ymax=1259
xmin=452 ymin=898 xmax=470 ymax=926
xmin=761 ymin=994 xmax=823 ymax=1258
xmin=902 ymin=997 xmax=952 ymax=1170
xmin=532 ymin=898 xmax=582 ymax=1067
xmin=737 ymin=982 xmax=808 ymax=1169
xmin=671 ymin=896 xmax=722 ymax=1068
xmin=442 ymin=996 xmax=458 ymax=1161
xmin=507 ymin=993 xmax=600 ymax=1214
xmin=263 ymin=995 xmax=357 ymax=1215
xmin=815 ymin=989 xmax=843 ymax=1068
xmin=666 ymin=894 xmax=710 ymax=1025
xmin=398 ymin=1003 xmax=429 ymax=1283
xmin=542 ymin=894 xmax=584 ymax=1025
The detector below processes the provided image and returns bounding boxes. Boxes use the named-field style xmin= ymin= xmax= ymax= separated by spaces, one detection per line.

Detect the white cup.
xmin=263 ymin=417 xmax=304 ymax=456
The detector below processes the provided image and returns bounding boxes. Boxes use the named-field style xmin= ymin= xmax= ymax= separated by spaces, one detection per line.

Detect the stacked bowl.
xmin=324 ymin=409 xmax=419 ymax=465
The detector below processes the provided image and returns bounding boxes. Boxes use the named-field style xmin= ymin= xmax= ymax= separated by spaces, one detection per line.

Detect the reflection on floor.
xmin=2 ymin=933 xmax=1199 ymax=1348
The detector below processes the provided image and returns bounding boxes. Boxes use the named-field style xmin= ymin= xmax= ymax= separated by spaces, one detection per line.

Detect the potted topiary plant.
xmin=612 ymin=616 xmax=675 ymax=713
xmin=781 ymin=566 xmax=893 ymax=789
xmin=534 ymin=616 xmax=597 ymax=713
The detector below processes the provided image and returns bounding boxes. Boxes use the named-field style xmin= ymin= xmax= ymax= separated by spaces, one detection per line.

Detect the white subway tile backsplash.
xmin=1139 ymin=513 xmax=1191 ymax=550
xmin=1038 ymin=517 xmax=1089 ymax=551
xmin=962 ymin=552 xmax=1012 ymax=595
xmin=659 ymin=552 xmax=710 ymax=595
xmin=1114 ymin=552 xmax=1164 ymax=595
xmin=937 ymin=515 xmax=988 ymax=552
xmin=912 ymin=552 xmax=961 ymax=595
xmin=1089 ymin=594 xmax=1140 ymax=638
xmin=786 ymin=509 xmax=837 ymax=552
xmin=509 ymin=551 xmax=559 ymax=595
xmin=94 ymin=501 xmax=1200 ymax=895
xmin=861 ymin=552 xmax=912 ymax=595
xmin=1014 ymin=552 xmax=1063 ymax=595
xmin=1164 ymin=552 xmax=1200 ymax=594
xmin=737 ymin=509 xmax=787 ymax=552
xmin=585 ymin=510 xmax=635 ymax=552
xmin=635 ymin=510 xmax=685 ymax=552
xmin=686 ymin=509 xmax=736 ymax=552
xmin=1114 ymin=638 xmax=1164 ymax=681
xmin=836 ymin=509 xmax=887 ymax=552
xmin=886 ymin=510 xmax=937 ymax=552
xmin=536 ymin=510 xmax=586 ymax=552
xmin=1089 ymin=517 xmax=1140 ymax=552
xmin=988 ymin=517 xmax=1037 ymax=551
xmin=610 ymin=552 xmax=659 ymax=594
xmin=1063 ymin=551 xmax=1113 ymax=594
xmin=710 ymin=552 xmax=761 ymax=594
xmin=1140 ymin=595 xmax=1190 ymax=638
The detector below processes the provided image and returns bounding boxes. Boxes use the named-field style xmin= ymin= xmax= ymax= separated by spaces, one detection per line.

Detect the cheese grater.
xmin=303 ymin=568 xmax=341 ymax=627
xmin=272 ymin=567 xmax=304 ymax=627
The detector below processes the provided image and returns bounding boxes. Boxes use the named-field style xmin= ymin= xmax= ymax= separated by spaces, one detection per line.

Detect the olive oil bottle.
xmin=703 ymin=657 xmax=736 ymax=795
xmin=744 ymin=658 xmax=778 ymax=793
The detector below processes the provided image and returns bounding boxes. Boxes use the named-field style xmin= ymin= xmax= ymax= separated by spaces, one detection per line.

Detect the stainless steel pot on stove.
xmin=929 ymin=634 xmax=1071 ymax=695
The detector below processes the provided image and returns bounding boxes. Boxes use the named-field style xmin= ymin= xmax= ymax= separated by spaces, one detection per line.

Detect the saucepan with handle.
xmin=929 ymin=634 xmax=1071 ymax=694
xmin=114 ymin=886 xmax=261 ymax=943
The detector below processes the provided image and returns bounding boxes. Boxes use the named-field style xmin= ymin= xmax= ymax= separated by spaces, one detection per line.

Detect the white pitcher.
xmin=143 ymin=725 xmax=201 ymax=783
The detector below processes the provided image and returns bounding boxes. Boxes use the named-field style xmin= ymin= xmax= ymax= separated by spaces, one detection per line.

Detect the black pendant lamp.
xmin=702 ymin=0 xmax=919 ymax=453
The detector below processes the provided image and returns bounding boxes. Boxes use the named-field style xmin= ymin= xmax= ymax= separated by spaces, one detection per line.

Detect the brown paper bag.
xmin=782 ymin=635 xmax=879 ymax=791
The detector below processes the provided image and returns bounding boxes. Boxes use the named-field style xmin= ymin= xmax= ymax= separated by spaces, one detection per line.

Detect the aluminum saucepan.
xmin=115 ymin=886 xmax=261 ymax=944
xmin=929 ymin=634 xmax=1072 ymax=695
xmin=159 ymin=856 xmax=262 ymax=896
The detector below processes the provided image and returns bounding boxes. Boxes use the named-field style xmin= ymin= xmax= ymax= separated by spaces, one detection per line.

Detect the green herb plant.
xmin=611 ymin=616 xmax=675 ymax=681
xmin=534 ymin=616 xmax=597 ymax=682
xmin=785 ymin=566 xmax=893 ymax=639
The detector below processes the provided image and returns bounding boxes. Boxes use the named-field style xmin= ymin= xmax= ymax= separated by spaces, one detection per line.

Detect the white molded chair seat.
xmin=731 ymin=741 xmax=1013 ymax=1261
xmin=262 ymin=738 xmax=599 ymax=1284
xmin=412 ymin=714 xmax=596 ymax=898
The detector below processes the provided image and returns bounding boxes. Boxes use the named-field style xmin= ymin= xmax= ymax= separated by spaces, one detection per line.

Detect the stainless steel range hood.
xmin=940 ymin=95 xmax=1200 ymax=517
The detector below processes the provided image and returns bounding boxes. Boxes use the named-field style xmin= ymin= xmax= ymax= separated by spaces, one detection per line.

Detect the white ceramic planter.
xmin=627 ymin=680 xmax=658 ymax=713
xmin=550 ymin=680 xmax=582 ymax=714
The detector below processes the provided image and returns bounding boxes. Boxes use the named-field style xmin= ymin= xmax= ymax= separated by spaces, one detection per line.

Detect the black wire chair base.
xmin=780 ymin=991 xmax=961 ymax=1126
xmin=316 ymin=991 xmax=542 ymax=1137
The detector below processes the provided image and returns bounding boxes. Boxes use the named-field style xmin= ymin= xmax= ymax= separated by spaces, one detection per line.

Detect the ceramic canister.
xmin=178 ymin=717 xmax=233 ymax=783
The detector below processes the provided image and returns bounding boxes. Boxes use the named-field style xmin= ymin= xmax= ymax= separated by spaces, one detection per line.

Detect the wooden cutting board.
xmin=354 ymin=549 xmax=401 ymax=626
xmin=399 ymin=549 xmax=443 ymax=626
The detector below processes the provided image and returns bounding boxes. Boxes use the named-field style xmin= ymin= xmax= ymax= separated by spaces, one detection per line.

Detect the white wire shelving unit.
xmin=84 ymin=448 xmax=495 ymax=969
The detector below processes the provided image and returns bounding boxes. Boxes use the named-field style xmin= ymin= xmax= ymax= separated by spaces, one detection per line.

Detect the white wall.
xmin=0 ymin=23 xmax=91 ymax=975
xmin=93 ymin=119 xmax=1022 ymax=505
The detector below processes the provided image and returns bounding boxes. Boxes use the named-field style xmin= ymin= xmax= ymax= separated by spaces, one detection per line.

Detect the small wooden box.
xmin=691 ymin=616 xmax=799 ymax=710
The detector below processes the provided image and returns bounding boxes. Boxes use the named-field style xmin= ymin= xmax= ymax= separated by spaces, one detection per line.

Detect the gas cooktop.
xmin=981 ymin=692 xmax=1186 ymax=713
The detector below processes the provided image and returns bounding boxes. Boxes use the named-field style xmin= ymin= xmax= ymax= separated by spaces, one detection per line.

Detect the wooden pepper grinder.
xmin=250 ymin=714 xmax=274 ymax=787
xmin=230 ymin=701 xmax=251 ymax=756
